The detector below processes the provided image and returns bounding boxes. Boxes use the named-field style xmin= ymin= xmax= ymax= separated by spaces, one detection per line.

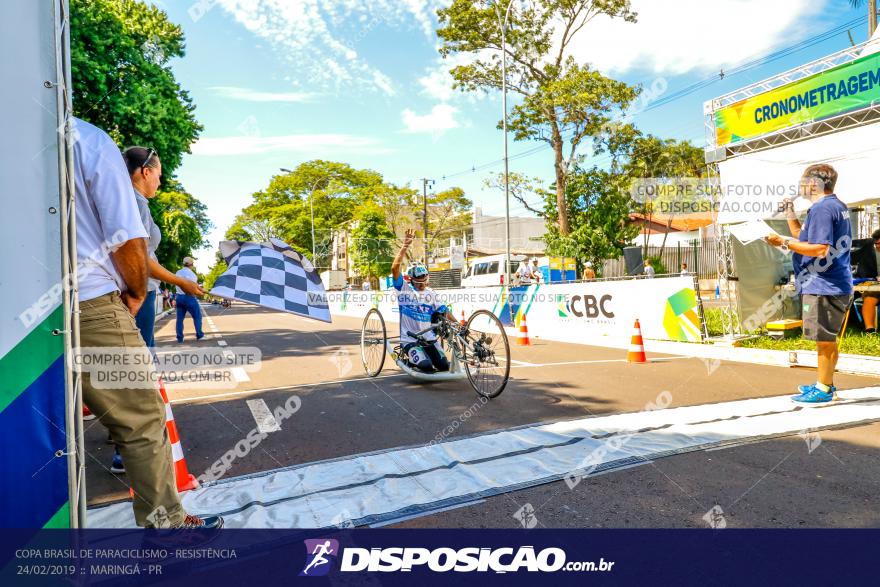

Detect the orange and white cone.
xmin=460 ymin=310 xmax=467 ymax=327
xmin=130 ymin=378 xmax=199 ymax=497
xmin=517 ymin=313 xmax=531 ymax=346
xmin=157 ymin=378 xmax=199 ymax=491
xmin=627 ymin=319 xmax=647 ymax=363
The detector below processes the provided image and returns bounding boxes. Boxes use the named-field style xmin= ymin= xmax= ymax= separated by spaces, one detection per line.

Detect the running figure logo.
xmin=300 ymin=538 xmax=339 ymax=576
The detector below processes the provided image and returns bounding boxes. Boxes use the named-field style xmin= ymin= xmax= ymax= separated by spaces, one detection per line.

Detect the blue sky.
xmin=145 ymin=0 xmax=871 ymax=270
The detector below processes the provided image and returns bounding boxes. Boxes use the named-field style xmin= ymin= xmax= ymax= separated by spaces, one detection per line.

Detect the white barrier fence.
xmin=328 ymin=276 xmax=704 ymax=345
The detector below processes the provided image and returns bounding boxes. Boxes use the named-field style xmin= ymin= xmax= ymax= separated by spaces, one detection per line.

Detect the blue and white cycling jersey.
xmin=393 ymin=274 xmax=448 ymax=343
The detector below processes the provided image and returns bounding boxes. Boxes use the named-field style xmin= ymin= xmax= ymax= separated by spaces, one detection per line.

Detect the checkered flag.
xmin=210 ymin=238 xmax=331 ymax=323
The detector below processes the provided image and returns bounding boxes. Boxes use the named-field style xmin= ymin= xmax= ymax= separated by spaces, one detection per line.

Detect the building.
xmin=469 ymin=207 xmax=546 ymax=254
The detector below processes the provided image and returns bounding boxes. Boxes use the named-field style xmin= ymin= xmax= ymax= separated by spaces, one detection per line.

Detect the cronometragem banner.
xmin=714 ymin=51 xmax=880 ymax=146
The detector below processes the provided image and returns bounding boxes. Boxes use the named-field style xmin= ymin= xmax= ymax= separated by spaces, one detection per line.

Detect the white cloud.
xmin=564 ymin=0 xmax=828 ymax=75
xmin=191 ymin=134 xmax=387 ymax=156
xmin=215 ymin=0 xmax=443 ymax=95
xmin=208 ymin=86 xmax=315 ymax=102
xmin=401 ymin=104 xmax=461 ymax=135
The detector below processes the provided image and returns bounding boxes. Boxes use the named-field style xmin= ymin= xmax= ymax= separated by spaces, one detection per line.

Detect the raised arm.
xmin=392 ymin=228 xmax=416 ymax=280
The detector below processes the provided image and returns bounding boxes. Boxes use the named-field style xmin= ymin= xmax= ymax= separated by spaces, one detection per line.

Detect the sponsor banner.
xmin=1 ymin=529 xmax=878 ymax=585
xmin=0 ymin=0 xmax=68 ymax=528
xmin=714 ymin=51 xmax=880 ymax=146
xmin=330 ymin=276 xmax=703 ymax=343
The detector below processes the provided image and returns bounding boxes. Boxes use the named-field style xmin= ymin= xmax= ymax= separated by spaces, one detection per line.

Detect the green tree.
xmin=349 ymin=203 xmax=396 ymax=287
xmin=202 ymin=256 xmax=228 ymax=292
xmin=437 ymin=0 xmax=639 ymax=235
xmin=426 ymin=187 xmax=473 ymax=254
xmin=148 ymin=180 xmax=212 ymax=270
xmin=621 ymin=135 xmax=706 ymax=256
xmin=245 ymin=161 xmax=387 ymax=264
xmin=71 ymin=0 xmax=211 ymax=269
xmin=71 ymin=0 xmax=202 ymax=177
xmin=542 ymin=166 xmax=639 ymax=274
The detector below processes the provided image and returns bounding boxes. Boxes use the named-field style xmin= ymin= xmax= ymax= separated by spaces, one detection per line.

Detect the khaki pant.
xmin=79 ymin=292 xmax=184 ymax=527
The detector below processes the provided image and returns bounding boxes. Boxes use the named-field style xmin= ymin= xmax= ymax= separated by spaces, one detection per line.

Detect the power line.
xmin=433 ymin=15 xmax=866 ymax=183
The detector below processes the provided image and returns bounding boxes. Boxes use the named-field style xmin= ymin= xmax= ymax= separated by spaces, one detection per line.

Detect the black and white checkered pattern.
xmin=210 ymin=238 xmax=331 ymax=323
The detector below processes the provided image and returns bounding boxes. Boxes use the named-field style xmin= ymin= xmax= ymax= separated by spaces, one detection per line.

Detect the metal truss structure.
xmin=702 ymin=38 xmax=880 ymax=338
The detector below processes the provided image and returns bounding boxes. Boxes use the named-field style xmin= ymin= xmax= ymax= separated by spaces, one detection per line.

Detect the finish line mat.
xmin=88 ymin=387 xmax=880 ymax=528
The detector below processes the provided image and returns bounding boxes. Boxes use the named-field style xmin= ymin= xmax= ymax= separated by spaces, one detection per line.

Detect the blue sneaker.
xmin=110 ymin=452 xmax=125 ymax=474
xmin=797 ymin=383 xmax=836 ymax=395
xmin=791 ymin=386 xmax=834 ymax=404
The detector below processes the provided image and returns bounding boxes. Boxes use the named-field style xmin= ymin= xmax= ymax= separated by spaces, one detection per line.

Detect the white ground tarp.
xmin=88 ymin=387 xmax=880 ymax=529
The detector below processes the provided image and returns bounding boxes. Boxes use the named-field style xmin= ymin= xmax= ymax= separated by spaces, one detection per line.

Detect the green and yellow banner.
xmin=715 ymin=51 xmax=880 ymax=146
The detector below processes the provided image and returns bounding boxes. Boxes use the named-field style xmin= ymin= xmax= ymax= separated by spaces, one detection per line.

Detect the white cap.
xmin=585 ymin=261 xmax=593 ymax=267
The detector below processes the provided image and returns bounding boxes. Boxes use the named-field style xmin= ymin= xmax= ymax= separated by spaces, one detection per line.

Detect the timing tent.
xmin=706 ymin=30 xmax=880 ymax=333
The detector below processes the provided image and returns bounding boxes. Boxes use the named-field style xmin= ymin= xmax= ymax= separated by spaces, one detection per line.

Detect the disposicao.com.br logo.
xmin=322 ymin=545 xmax=613 ymax=574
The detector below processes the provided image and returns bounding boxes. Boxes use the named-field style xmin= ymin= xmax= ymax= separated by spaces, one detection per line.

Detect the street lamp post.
xmin=279 ymin=168 xmax=334 ymax=267
xmin=494 ymin=0 xmax=516 ymax=286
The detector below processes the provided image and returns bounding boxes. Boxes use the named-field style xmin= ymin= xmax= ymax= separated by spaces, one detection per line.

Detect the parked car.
xmin=461 ymin=255 xmax=523 ymax=287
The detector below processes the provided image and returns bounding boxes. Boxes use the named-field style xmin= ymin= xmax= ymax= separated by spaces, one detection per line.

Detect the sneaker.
xmin=177 ymin=513 xmax=224 ymax=529
xmin=796 ymin=383 xmax=836 ymax=396
xmin=196 ymin=334 xmax=205 ymax=341
xmin=110 ymin=452 xmax=125 ymax=474
xmin=792 ymin=386 xmax=835 ymax=404
xmin=177 ymin=338 xmax=184 ymax=343
xmin=83 ymin=405 xmax=96 ymax=421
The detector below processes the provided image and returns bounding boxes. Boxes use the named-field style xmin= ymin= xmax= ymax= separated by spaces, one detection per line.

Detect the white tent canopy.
xmin=716 ymin=123 xmax=880 ymax=224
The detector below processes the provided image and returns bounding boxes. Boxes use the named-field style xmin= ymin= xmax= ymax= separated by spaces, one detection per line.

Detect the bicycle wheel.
xmin=360 ymin=308 xmax=386 ymax=377
xmin=463 ymin=310 xmax=510 ymax=399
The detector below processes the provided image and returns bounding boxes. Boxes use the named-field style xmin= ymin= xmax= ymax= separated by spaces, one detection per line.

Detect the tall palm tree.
xmin=850 ymin=0 xmax=878 ymax=37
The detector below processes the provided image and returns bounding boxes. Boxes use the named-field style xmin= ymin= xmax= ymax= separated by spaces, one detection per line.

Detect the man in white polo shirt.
xmin=73 ymin=117 xmax=222 ymax=529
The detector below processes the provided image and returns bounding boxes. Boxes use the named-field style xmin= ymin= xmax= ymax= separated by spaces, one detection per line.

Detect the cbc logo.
xmin=569 ymin=294 xmax=614 ymax=319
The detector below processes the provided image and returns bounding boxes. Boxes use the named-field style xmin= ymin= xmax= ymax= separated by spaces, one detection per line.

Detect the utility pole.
xmin=494 ymin=0 xmax=516 ymax=287
xmin=871 ymin=0 xmax=877 ymax=37
xmin=420 ymin=178 xmax=434 ymax=264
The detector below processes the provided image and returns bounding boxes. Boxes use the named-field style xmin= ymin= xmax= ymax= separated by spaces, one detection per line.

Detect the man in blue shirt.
xmin=767 ymin=164 xmax=853 ymax=403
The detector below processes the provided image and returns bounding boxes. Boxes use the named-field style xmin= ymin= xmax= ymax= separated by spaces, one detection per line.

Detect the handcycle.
xmin=360 ymin=308 xmax=511 ymax=399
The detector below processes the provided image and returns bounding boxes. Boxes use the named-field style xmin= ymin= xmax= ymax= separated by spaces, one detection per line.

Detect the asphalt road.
xmin=84 ymin=303 xmax=880 ymax=528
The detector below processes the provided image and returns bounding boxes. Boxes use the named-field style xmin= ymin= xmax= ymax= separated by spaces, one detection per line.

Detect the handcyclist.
xmin=391 ymin=229 xmax=457 ymax=372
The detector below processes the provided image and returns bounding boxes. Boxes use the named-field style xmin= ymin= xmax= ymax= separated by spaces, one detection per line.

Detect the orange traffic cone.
xmin=517 ymin=313 xmax=531 ymax=346
xmin=130 ymin=378 xmax=198 ymax=498
xmin=157 ymin=378 xmax=199 ymax=491
xmin=627 ymin=319 xmax=647 ymax=363
xmin=460 ymin=310 xmax=467 ymax=327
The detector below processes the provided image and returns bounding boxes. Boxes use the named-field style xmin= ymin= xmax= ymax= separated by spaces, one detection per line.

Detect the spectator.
xmin=72 ymin=117 xmax=221 ymax=528
xmin=362 ymin=279 xmax=371 ymax=291
xmin=853 ymin=228 xmax=880 ymax=333
xmin=515 ymin=259 xmax=532 ymax=285
xmin=680 ymin=263 xmax=689 ymax=276
xmin=106 ymin=147 xmax=204 ymax=475
xmin=530 ymin=258 xmax=543 ymax=283
xmin=643 ymin=259 xmax=655 ymax=278
xmin=582 ymin=261 xmax=596 ymax=281
xmin=767 ymin=163 xmax=853 ymax=403
xmin=122 ymin=147 xmax=204 ymax=348
xmin=175 ymin=257 xmax=205 ymax=342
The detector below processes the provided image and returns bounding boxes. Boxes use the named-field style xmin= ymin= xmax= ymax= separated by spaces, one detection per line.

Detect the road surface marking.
xmin=217 ymin=340 xmax=228 ymax=347
xmin=246 ymin=398 xmax=281 ymax=433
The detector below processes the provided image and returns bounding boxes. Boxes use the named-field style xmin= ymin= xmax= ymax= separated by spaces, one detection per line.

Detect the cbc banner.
xmin=328 ymin=276 xmax=703 ymax=345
